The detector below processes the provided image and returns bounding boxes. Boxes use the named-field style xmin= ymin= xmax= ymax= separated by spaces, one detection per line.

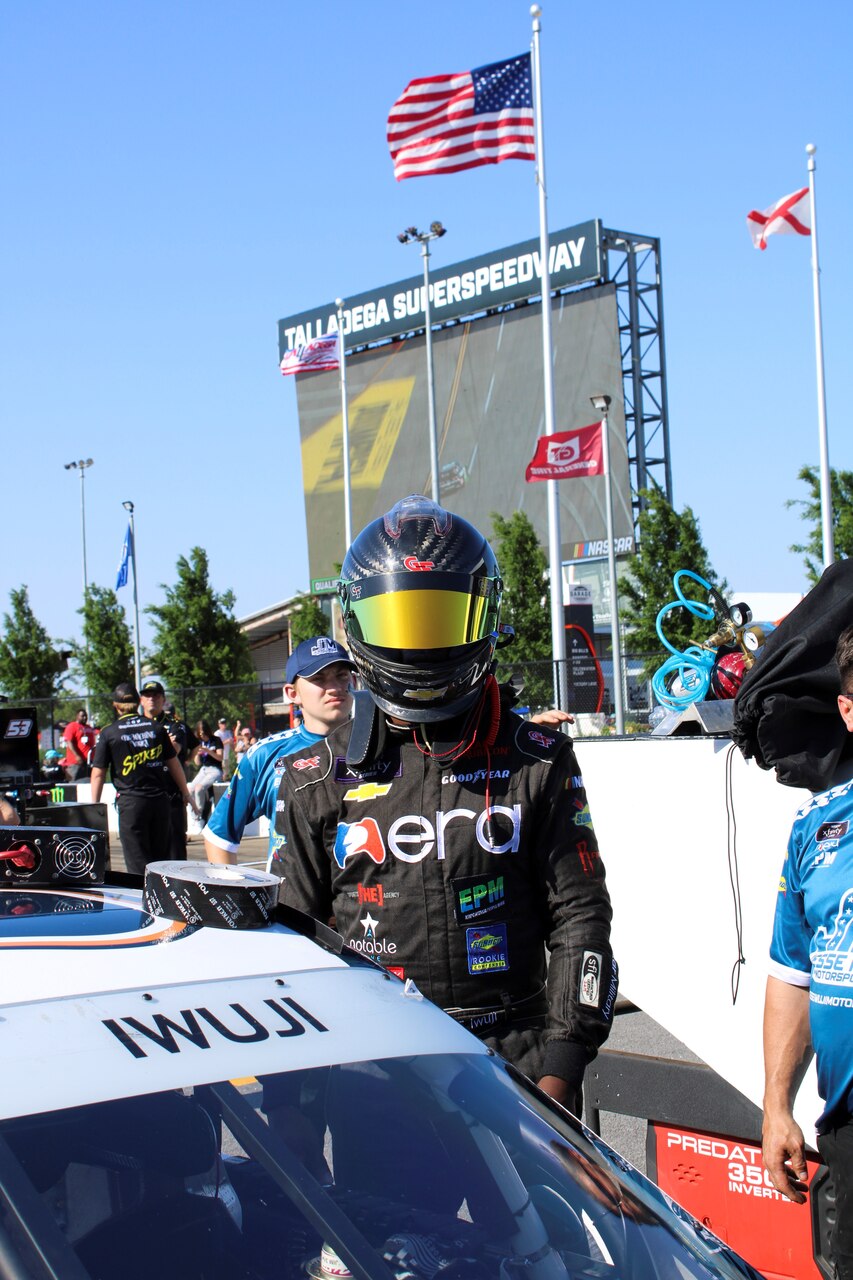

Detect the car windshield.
xmin=0 ymin=1052 xmax=761 ymax=1280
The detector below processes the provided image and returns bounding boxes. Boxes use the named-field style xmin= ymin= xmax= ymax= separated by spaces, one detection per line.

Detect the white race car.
xmin=0 ymin=855 xmax=763 ymax=1280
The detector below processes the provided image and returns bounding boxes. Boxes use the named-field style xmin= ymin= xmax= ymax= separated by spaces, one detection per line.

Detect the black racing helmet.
xmin=339 ymin=495 xmax=503 ymax=721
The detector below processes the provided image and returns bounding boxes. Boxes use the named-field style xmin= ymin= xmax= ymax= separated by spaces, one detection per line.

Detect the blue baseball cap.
xmin=285 ymin=637 xmax=354 ymax=684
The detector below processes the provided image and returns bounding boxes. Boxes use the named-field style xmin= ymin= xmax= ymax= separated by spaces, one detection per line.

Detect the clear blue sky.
xmin=2 ymin=0 xmax=850 ymax=652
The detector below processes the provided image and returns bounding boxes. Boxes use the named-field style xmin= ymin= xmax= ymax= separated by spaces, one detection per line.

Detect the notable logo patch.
xmin=334 ymin=757 xmax=402 ymax=785
xmin=817 ymin=821 xmax=849 ymax=842
xmin=451 ymin=874 xmax=506 ymax=925
xmin=466 ymin=923 xmax=509 ymax=974
xmin=403 ymin=556 xmax=434 ymax=571
xmin=292 ymin=756 xmax=320 ymax=771
xmin=333 ymin=819 xmax=386 ymax=869
xmin=527 ymin=730 xmax=555 ymax=749
xmin=346 ymin=912 xmax=397 ymax=958
xmin=344 ymin=782 xmax=392 ymax=802
xmin=579 ymin=951 xmax=602 ymax=1007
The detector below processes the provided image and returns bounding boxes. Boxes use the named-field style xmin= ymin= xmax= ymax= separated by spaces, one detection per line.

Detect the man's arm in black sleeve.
xmin=277 ymin=766 xmax=335 ymax=926
xmin=537 ymin=739 xmax=618 ymax=1086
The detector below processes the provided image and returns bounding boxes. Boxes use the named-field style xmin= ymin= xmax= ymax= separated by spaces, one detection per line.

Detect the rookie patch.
xmin=466 ymin=923 xmax=509 ymax=975
xmin=579 ymin=951 xmax=602 ymax=1007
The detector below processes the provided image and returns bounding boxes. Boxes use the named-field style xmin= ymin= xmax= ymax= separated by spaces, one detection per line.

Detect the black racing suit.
xmin=277 ymin=704 xmax=617 ymax=1096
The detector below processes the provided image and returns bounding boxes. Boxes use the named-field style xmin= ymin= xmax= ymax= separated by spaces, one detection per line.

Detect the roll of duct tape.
xmin=143 ymin=860 xmax=279 ymax=930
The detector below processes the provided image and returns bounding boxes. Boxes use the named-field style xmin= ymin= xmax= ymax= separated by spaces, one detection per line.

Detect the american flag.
xmin=387 ymin=54 xmax=535 ymax=181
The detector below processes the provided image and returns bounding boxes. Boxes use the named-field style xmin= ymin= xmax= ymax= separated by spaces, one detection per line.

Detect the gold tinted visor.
xmin=347 ymin=584 xmax=497 ymax=650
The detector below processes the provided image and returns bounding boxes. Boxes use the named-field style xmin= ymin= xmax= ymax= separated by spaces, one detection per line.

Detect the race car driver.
xmin=204 ymin=638 xmax=355 ymax=866
xmin=276 ymin=495 xmax=617 ymax=1112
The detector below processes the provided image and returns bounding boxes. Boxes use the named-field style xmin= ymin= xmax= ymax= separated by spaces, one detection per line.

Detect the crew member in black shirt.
xmin=139 ymin=679 xmax=197 ymax=860
xmin=90 ymin=682 xmax=198 ymax=875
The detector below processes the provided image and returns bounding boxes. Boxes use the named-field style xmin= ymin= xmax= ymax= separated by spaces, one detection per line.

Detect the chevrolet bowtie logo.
xmin=344 ymin=783 xmax=392 ymax=802
xmin=404 ymin=686 xmax=447 ymax=701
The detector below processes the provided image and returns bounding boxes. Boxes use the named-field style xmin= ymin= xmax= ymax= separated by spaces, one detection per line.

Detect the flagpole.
xmin=335 ymin=299 xmax=353 ymax=549
xmin=805 ymin=144 xmax=833 ymax=569
xmin=591 ymin=397 xmax=625 ymax=734
xmin=122 ymin=501 xmax=142 ymax=693
xmin=531 ymin=3 xmax=567 ymax=709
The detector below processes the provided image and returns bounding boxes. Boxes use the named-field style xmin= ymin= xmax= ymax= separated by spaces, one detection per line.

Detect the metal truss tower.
xmin=601 ymin=228 xmax=672 ymax=525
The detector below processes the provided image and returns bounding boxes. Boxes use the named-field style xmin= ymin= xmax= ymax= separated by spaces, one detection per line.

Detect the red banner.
xmin=525 ymin=421 xmax=604 ymax=482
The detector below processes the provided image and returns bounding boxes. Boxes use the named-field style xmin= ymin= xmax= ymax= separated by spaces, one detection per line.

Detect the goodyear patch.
xmin=466 ymin=923 xmax=509 ymax=975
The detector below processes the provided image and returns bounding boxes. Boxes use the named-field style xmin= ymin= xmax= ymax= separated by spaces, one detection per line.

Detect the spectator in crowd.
xmin=217 ymin=717 xmax=235 ymax=773
xmin=61 ymin=708 xmax=97 ymax=781
xmin=139 ymin=680 xmax=197 ymax=860
xmin=762 ymin=623 xmax=853 ymax=1279
xmin=205 ymin=638 xmax=355 ymax=867
xmin=187 ymin=720 xmax=224 ymax=831
xmin=276 ymin=496 xmax=616 ymax=1112
xmin=90 ymin=682 xmax=197 ymax=875
xmin=233 ymin=723 xmax=257 ymax=763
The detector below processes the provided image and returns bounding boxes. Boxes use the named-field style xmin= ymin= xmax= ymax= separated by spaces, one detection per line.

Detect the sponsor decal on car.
xmin=103 ymin=995 xmax=329 ymax=1059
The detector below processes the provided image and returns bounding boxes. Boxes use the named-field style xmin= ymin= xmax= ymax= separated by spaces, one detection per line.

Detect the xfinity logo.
xmin=334 ymin=803 xmax=522 ymax=866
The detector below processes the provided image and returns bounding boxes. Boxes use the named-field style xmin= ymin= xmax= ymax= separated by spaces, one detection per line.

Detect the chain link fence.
xmin=24 ymin=654 xmax=659 ymax=753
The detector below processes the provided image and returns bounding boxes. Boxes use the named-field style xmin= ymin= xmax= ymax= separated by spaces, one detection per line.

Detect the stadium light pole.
xmin=64 ymin=457 xmax=94 ymax=714
xmin=335 ymin=297 xmax=353 ymax=549
xmin=398 ymin=223 xmax=446 ymax=504
xmin=589 ymin=395 xmax=625 ymax=735
xmin=122 ymin=500 xmax=142 ymax=694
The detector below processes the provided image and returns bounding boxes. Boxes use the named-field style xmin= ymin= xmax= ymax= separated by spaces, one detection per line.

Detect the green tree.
xmin=620 ymin=489 xmax=725 ymax=676
xmin=146 ymin=547 xmax=255 ymax=724
xmin=490 ymin=511 xmax=552 ymax=707
xmin=0 ymin=585 xmax=66 ymax=699
xmin=71 ymin=585 xmax=134 ymax=724
xmin=787 ymin=464 xmax=853 ymax=584
xmin=289 ymin=594 xmax=332 ymax=647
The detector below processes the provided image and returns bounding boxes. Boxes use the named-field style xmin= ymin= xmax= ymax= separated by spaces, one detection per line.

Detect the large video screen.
xmin=295 ymin=283 xmax=631 ymax=582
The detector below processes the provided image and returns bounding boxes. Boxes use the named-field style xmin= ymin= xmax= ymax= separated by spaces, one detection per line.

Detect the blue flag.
xmin=115 ymin=523 xmax=132 ymax=590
